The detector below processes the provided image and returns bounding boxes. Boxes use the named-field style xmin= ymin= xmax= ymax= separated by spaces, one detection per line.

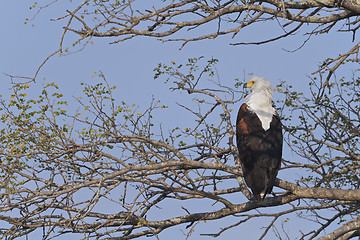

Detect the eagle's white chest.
xmin=247 ymin=93 xmax=275 ymax=131
xmin=250 ymin=105 xmax=274 ymax=131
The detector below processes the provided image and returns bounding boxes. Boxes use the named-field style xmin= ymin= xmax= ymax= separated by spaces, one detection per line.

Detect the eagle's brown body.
xmin=236 ymin=77 xmax=283 ymax=201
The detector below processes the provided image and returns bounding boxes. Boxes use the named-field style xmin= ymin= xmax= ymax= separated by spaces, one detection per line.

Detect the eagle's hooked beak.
xmin=244 ymin=80 xmax=255 ymax=88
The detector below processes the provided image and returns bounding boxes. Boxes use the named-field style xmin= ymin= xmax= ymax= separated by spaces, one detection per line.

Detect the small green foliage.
xmin=153 ymin=57 xmax=219 ymax=90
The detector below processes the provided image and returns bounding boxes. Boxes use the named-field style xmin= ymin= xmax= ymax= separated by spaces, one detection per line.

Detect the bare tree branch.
xmin=317 ymin=217 xmax=360 ymax=240
xmin=18 ymin=0 xmax=360 ymax=81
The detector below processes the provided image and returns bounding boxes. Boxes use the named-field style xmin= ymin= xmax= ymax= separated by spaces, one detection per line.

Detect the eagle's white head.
xmin=246 ymin=76 xmax=273 ymax=97
xmin=245 ymin=76 xmax=275 ymax=131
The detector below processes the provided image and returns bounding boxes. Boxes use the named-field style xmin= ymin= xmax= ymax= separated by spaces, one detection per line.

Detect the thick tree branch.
xmin=278 ymin=179 xmax=360 ymax=201
xmin=317 ymin=217 xmax=360 ymax=240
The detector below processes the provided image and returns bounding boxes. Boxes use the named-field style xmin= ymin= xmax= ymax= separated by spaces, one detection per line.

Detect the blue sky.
xmin=1 ymin=1 xmax=357 ymax=239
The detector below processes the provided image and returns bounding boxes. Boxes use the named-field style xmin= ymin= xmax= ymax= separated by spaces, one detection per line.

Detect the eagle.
xmin=236 ymin=76 xmax=282 ymax=201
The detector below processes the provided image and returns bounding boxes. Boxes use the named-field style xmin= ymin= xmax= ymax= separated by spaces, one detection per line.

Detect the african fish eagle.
xmin=236 ymin=76 xmax=282 ymax=201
